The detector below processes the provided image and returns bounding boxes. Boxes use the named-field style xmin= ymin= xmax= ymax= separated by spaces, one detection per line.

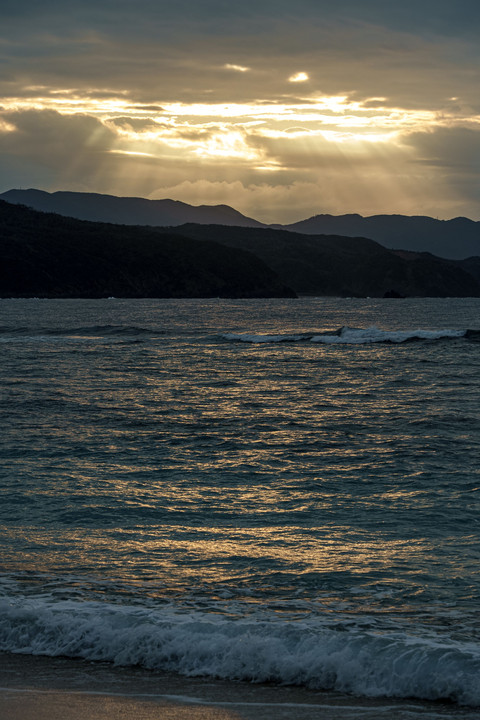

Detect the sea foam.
xmin=0 ymin=596 xmax=478 ymax=707
xmin=223 ymin=327 xmax=466 ymax=344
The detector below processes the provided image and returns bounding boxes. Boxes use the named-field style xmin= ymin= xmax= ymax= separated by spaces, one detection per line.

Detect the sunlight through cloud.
xmin=224 ymin=64 xmax=250 ymax=72
xmin=288 ymin=72 xmax=309 ymax=83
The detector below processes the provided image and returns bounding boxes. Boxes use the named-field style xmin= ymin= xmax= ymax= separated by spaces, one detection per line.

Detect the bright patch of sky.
xmin=289 ymin=72 xmax=309 ymax=83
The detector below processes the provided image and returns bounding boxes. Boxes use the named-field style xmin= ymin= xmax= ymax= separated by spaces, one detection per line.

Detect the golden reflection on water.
xmin=3 ymin=521 xmax=435 ymax=592
xmin=3 ymin=302 xmax=478 ymax=627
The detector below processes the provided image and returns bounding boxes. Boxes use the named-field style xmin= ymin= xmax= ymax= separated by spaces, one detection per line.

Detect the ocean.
xmin=1 ymin=297 xmax=479 ymax=718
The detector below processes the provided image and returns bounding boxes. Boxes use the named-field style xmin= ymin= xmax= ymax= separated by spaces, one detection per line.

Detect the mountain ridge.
xmin=0 ymin=200 xmax=294 ymax=299
xmin=164 ymin=223 xmax=480 ymax=298
xmin=282 ymin=213 xmax=480 ymax=260
xmin=2 ymin=188 xmax=479 ymax=260
xmin=0 ymin=188 xmax=264 ymax=229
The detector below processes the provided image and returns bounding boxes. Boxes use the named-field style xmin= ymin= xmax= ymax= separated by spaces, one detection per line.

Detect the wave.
xmin=1 ymin=324 xmax=477 ymax=345
xmin=0 ymin=325 xmax=166 ymax=339
xmin=0 ymin=596 xmax=479 ymax=707
xmin=223 ymin=326 xmax=471 ymax=345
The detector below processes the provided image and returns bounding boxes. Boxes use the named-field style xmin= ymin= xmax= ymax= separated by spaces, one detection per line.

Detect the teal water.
xmin=0 ymin=297 xmax=479 ymax=708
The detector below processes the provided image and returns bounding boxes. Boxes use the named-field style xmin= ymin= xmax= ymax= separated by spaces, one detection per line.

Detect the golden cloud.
xmin=288 ymin=72 xmax=309 ymax=83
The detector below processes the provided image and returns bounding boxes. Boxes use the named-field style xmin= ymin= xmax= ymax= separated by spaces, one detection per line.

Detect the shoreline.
xmin=0 ymin=653 xmax=475 ymax=720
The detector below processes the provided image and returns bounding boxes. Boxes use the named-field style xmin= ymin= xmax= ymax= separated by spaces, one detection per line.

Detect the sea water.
xmin=0 ymin=297 xmax=479 ymax=714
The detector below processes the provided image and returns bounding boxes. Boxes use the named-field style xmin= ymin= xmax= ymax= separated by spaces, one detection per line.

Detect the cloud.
xmin=1 ymin=109 xmax=114 ymax=158
xmin=224 ymin=64 xmax=250 ymax=72
xmin=147 ymin=171 xmax=460 ymax=225
xmin=4 ymin=1 xmax=480 ymax=37
xmin=0 ymin=109 xmax=116 ymax=189
xmin=405 ymin=126 xmax=480 ymax=173
xmin=2 ymin=1 xmax=480 ymax=220
xmin=402 ymin=125 xmax=480 ymax=210
xmin=288 ymin=72 xmax=309 ymax=83
xmin=3 ymin=2 xmax=480 ymax=109
xmin=149 ymin=179 xmax=324 ymax=223
xmin=2 ymin=104 xmax=479 ymax=222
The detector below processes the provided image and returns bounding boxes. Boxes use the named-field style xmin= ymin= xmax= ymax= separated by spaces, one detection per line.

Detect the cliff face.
xmin=0 ymin=201 xmax=295 ymax=299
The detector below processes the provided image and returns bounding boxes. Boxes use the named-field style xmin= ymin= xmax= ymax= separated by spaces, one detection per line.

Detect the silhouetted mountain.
xmin=0 ymin=201 xmax=294 ymax=298
xmin=2 ymin=190 xmax=480 ymax=260
xmin=159 ymin=224 xmax=480 ymax=298
xmin=2 ymin=195 xmax=479 ymax=298
xmin=456 ymin=256 xmax=480 ymax=284
xmin=0 ymin=189 xmax=264 ymax=228
xmin=392 ymin=250 xmax=480 ymax=286
xmin=281 ymin=214 xmax=480 ymax=260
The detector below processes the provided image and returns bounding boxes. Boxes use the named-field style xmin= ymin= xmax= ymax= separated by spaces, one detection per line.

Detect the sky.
xmin=1 ymin=0 xmax=479 ymax=223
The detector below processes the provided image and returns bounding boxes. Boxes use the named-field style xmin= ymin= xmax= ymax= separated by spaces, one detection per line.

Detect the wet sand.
xmin=0 ymin=653 xmax=471 ymax=720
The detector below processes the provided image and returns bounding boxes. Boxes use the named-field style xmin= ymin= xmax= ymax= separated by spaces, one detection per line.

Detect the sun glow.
xmin=0 ymin=119 xmax=16 ymax=133
xmin=289 ymin=72 xmax=309 ymax=83
xmin=194 ymin=130 xmax=259 ymax=160
xmin=110 ymin=149 xmax=157 ymax=157
xmin=3 ymin=87 xmax=471 ymax=182
xmin=3 ymin=85 xmax=480 ymax=222
xmin=3 ymin=90 xmax=473 ymax=136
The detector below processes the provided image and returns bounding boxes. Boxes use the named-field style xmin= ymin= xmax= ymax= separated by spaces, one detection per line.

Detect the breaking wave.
xmin=0 ymin=595 xmax=479 ymax=707
xmin=223 ymin=326 xmax=472 ymax=344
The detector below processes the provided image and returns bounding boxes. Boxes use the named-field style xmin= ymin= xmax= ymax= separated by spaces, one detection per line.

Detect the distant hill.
xmin=0 ymin=188 xmax=264 ymax=228
xmin=2 ymin=192 xmax=480 ymax=298
xmin=281 ymin=214 xmax=480 ymax=260
xmin=159 ymin=224 xmax=480 ymax=298
xmin=2 ymin=189 xmax=480 ymax=260
xmin=0 ymin=201 xmax=294 ymax=299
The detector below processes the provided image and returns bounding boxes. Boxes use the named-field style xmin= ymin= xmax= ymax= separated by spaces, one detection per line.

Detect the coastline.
xmin=0 ymin=653 xmax=474 ymax=720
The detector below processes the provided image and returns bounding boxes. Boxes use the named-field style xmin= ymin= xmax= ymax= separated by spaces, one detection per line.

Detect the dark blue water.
xmin=1 ymin=297 xmax=479 ymax=710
